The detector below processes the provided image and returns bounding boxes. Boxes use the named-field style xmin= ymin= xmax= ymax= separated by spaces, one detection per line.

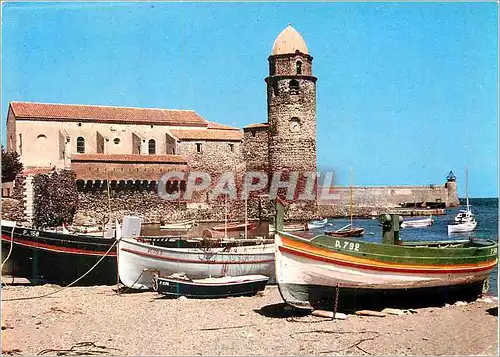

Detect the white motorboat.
xmin=448 ymin=219 xmax=477 ymax=234
xmin=401 ymin=216 xmax=434 ymax=228
xmin=307 ymin=218 xmax=328 ymax=230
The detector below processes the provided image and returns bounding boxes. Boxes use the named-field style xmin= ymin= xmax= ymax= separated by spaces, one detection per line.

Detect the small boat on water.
xmin=274 ymin=200 xmax=498 ymax=311
xmin=448 ymin=167 xmax=477 ymax=234
xmin=401 ymin=216 xmax=434 ymax=229
xmin=152 ymin=273 xmax=269 ymax=298
xmin=325 ymin=168 xmax=365 ymax=237
xmin=326 ymin=224 xmax=365 ymax=237
xmin=1 ymin=220 xmax=117 ymax=285
xmin=307 ymin=218 xmax=328 ymax=230
xmin=269 ymin=223 xmax=307 ymax=233
xmin=448 ymin=220 xmax=478 ymax=234
xmin=160 ymin=219 xmax=195 ymax=230
xmin=211 ymin=222 xmax=255 ymax=232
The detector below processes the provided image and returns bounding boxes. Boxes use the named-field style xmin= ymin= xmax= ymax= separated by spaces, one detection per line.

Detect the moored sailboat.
xmin=448 ymin=167 xmax=477 ymax=234
xmin=326 ymin=167 xmax=365 ymax=237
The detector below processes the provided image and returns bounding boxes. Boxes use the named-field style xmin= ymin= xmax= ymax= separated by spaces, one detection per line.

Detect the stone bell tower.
xmin=266 ymin=25 xmax=317 ymax=216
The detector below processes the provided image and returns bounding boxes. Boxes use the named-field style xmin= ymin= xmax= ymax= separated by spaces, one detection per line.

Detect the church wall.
xmin=177 ymin=140 xmax=243 ymax=173
xmin=11 ymin=120 xmax=210 ymax=168
xmin=243 ymin=128 xmax=268 ymax=172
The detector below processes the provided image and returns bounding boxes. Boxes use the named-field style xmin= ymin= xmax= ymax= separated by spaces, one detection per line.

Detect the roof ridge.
xmin=10 ymin=101 xmax=196 ymax=113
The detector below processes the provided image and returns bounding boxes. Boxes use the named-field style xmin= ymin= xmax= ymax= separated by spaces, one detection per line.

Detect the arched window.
xmin=76 ymin=137 xmax=85 ymax=153
xmin=148 ymin=139 xmax=156 ymax=154
xmin=37 ymin=134 xmax=47 ymax=141
xmin=289 ymin=80 xmax=299 ymax=95
xmin=296 ymin=61 xmax=302 ymax=74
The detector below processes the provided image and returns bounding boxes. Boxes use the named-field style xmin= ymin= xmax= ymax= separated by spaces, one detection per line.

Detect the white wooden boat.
xmin=448 ymin=220 xmax=477 ymax=234
xmin=117 ymin=237 xmax=275 ymax=290
xmin=401 ymin=216 xmax=434 ymax=228
xmin=160 ymin=219 xmax=195 ymax=230
xmin=274 ymin=201 xmax=497 ymax=311
xmin=307 ymin=218 xmax=328 ymax=230
xmin=269 ymin=223 xmax=307 ymax=233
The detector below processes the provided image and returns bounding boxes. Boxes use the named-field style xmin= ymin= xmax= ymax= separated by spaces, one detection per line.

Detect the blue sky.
xmin=1 ymin=2 xmax=498 ymax=197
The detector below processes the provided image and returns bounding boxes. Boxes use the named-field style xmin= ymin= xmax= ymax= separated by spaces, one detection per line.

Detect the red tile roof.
xmin=71 ymin=154 xmax=187 ymax=164
xmin=243 ymin=123 xmax=268 ymax=129
xmin=22 ymin=167 xmax=55 ymax=175
xmin=169 ymin=129 xmax=242 ymax=141
xmin=207 ymin=121 xmax=240 ymax=130
xmin=10 ymin=101 xmax=208 ymax=127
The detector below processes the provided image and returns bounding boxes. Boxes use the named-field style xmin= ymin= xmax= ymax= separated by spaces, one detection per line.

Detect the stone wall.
xmin=243 ymin=127 xmax=268 ymax=172
xmin=71 ymin=161 xmax=187 ymax=181
xmin=177 ymin=140 xmax=243 ymax=173
xmin=1 ymin=175 xmax=27 ymax=222
xmin=317 ymin=183 xmax=459 ymax=217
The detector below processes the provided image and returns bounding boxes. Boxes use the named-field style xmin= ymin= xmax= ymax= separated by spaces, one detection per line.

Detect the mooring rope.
xmin=333 ymin=283 xmax=340 ymax=319
xmin=2 ymin=238 xmax=120 ymax=302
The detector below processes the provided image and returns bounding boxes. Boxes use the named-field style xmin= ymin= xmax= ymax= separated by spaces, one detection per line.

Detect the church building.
xmin=6 ymin=25 xmax=316 ymax=198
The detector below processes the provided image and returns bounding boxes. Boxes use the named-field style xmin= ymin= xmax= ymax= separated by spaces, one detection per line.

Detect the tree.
xmin=33 ymin=170 xmax=78 ymax=228
xmin=1 ymin=145 xmax=23 ymax=182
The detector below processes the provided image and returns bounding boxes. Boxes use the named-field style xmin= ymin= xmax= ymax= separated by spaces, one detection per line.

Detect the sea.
xmin=142 ymin=197 xmax=499 ymax=295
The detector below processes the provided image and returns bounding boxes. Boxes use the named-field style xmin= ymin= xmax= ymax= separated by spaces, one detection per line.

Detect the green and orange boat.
xmin=274 ymin=201 xmax=498 ymax=311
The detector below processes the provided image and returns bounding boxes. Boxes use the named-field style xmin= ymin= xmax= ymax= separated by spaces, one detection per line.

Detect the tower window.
xmin=77 ymin=136 xmax=85 ymax=153
xmin=228 ymin=143 xmax=234 ymax=152
xmin=196 ymin=143 xmax=202 ymax=153
xmin=290 ymin=80 xmax=299 ymax=95
xmin=296 ymin=61 xmax=302 ymax=74
xmin=148 ymin=139 xmax=156 ymax=154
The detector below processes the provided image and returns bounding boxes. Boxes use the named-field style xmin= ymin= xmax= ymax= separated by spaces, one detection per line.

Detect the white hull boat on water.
xmin=448 ymin=167 xmax=477 ymax=234
xmin=448 ymin=220 xmax=477 ymax=234
xmin=401 ymin=217 xmax=434 ymax=229
xmin=307 ymin=218 xmax=328 ymax=230
xmin=118 ymin=238 xmax=275 ymax=289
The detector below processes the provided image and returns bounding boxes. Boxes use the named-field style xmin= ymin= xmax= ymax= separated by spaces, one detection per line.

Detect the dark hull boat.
xmin=274 ymin=202 xmax=498 ymax=312
xmin=1 ymin=220 xmax=117 ymax=285
xmin=152 ymin=274 xmax=269 ymax=298
xmin=326 ymin=227 xmax=365 ymax=237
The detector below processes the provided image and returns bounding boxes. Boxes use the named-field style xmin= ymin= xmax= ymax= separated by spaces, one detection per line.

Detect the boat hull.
xmin=152 ymin=274 xmax=269 ymax=298
xmin=118 ymin=238 xmax=275 ymax=289
xmin=1 ymin=224 xmax=117 ymax=285
xmin=275 ymin=233 xmax=497 ymax=311
xmin=448 ymin=220 xmax=477 ymax=234
xmin=401 ymin=218 xmax=433 ymax=228
xmin=326 ymin=228 xmax=365 ymax=237
xmin=160 ymin=219 xmax=195 ymax=230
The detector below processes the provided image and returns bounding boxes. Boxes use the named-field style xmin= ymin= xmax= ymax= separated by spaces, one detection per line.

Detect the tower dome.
xmin=271 ymin=25 xmax=309 ymax=55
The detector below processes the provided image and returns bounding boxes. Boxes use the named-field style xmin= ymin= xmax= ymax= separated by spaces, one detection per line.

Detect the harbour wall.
xmin=317 ymin=182 xmax=459 ymax=218
xmin=1 ymin=174 xmax=459 ymax=225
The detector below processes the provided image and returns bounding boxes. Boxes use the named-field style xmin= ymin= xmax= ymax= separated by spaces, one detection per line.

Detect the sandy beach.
xmin=1 ymin=284 xmax=498 ymax=356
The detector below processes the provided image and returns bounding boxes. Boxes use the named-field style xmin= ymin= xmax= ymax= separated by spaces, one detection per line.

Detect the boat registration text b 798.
xmin=333 ymin=240 xmax=361 ymax=252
